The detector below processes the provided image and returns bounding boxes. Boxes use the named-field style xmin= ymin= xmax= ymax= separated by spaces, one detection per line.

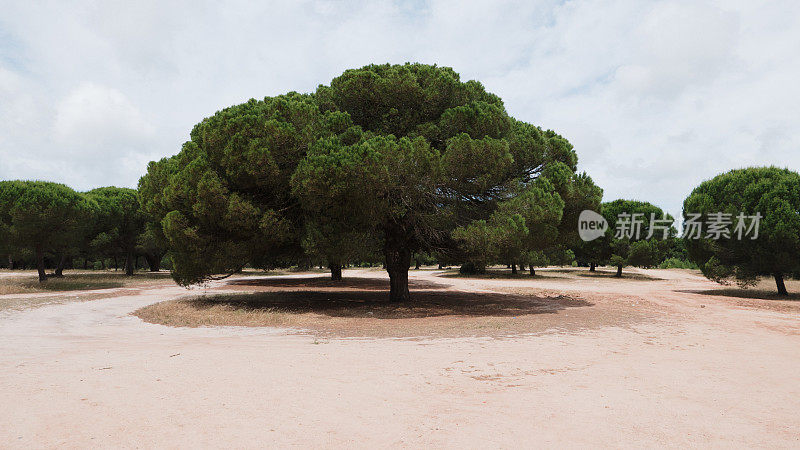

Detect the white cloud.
xmin=0 ymin=0 xmax=798 ymax=215
xmin=53 ymin=83 xmax=154 ymax=155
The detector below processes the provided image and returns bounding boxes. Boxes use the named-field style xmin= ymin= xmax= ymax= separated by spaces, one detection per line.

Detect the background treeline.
xmin=0 ymin=181 xmax=166 ymax=282
xmin=0 ymin=177 xmax=695 ymax=283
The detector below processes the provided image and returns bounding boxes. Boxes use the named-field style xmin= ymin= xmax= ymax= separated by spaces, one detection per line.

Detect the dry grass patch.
xmin=0 ymin=271 xmax=176 ymax=312
xmin=135 ymin=296 xmax=295 ymax=328
xmin=441 ymin=270 xmax=566 ymax=280
xmin=225 ymin=276 xmax=449 ymax=292
xmin=441 ymin=266 xmax=664 ymax=281
xmin=0 ymin=271 xmax=174 ymax=295
xmin=2 ymin=276 xmax=124 ymax=294
xmin=0 ymin=291 xmax=140 ymax=312
xmin=680 ymin=276 xmax=800 ymax=299
xmin=677 ymin=276 xmax=800 ymax=312
xmin=549 ymin=268 xmax=665 ymax=281
xmin=133 ymin=276 xmax=654 ymax=338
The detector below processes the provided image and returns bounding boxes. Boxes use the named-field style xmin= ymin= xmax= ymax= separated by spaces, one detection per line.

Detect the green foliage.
xmin=84 ymin=187 xmax=146 ymax=274
xmin=658 ymin=257 xmax=698 ymax=270
xmin=142 ymin=63 xmax=602 ymax=300
xmin=584 ymin=199 xmax=676 ymax=276
xmin=459 ymin=261 xmax=484 ymax=275
xmin=296 ymin=63 xmax=601 ymax=299
xmin=0 ymin=180 xmax=91 ymax=279
xmin=451 ymin=220 xmax=494 ymax=273
xmin=683 ymin=166 xmax=800 ymax=293
xmin=451 ymin=176 xmax=572 ymax=273
xmin=627 ymin=240 xmax=662 ymax=268
xmin=412 ymin=251 xmax=437 ymax=268
xmin=298 ymin=63 xmax=561 ymax=300
xmin=140 ymin=93 xmax=344 ymax=285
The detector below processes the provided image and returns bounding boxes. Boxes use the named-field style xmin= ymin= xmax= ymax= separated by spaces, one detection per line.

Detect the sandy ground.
xmin=1 ymin=268 xmax=799 ymax=448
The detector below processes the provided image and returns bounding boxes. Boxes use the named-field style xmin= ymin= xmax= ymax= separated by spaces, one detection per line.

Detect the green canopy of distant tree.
xmin=0 ymin=181 xmax=91 ymax=281
xmin=581 ymin=199 xmax=675 ymax=277
xmin=683 ymin=167 xmax=800 ymax=295
xmin=84 ymin=187 xmax=146 ymax=276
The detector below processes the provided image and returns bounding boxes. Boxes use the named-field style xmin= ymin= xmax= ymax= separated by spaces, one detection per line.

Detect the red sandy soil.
xmin=0 ymin=267 xmax=798 ymax=447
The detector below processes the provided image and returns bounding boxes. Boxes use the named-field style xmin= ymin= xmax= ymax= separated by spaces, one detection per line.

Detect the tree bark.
xmin=35 ymin=245 xmax=47 ymax=282
xmin=511 ymin=263 xmax=517 ymax=275
xmin=414 ymin=259 xmax=420 ymax=270
xmin=529 ymin=266 xmax=535 ymax=277
xmin=329 ymin=262 xmax=342 ymax=281
xmin=615 ymin=265 xmax=623 ymax=277
xmin=438 ymin=263 xmax=443 ymax=270
xmin=775 ymin=273 xmax=788 ymax=296
xmin=53 ymin=253 xmax=67 ymax=277
xmin=589 ymin=263 xmax=596 ymax=272
xmin=124 ymin=250 xmax=134 ymax=276
xmin=387 ymin=263 xmax=410 ymax=302
xmin=384 ymin=239 xmax=411 ymax=302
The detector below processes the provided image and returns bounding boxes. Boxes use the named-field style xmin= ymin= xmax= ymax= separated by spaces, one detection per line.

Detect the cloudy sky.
xmin=1 ymin=0 xmax=798 ymax=218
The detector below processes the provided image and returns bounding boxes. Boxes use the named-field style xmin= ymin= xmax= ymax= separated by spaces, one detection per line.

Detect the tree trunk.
xmin=54 ymin=253 xmax=67 ymax=277
xmin=589 ymin=263 xmax=596 ymax=272
xmin=124 ymin=251 xmax=134 ymax=276
xmin=145 ymin=253 xmax=161 ymax=272
xmin=529 ymin=266 xmax=535 ymax=277
xmin=511 ymin=263 xmax=517 ymax=275
xmin=415 ymin=259 xmax=420 ymax=270
xmin=384 ymin=237 xmax=411 ymax=303
xmin=83 ymin=258 xmax=88 ymax=270
xmin=438 ymin=263 xmax=443 ymax=270
xmin=775 ymin=273 xmax=788 ymax=296
xmin=329 ymin=262 xmax=342 ymax=281
xmin=387 ymin=263 xmax=410 ymax=302
xmin=35 ymin=245 xmax=47 ymax=282
xmin=615 ymin=265 xmax=623 ymax=277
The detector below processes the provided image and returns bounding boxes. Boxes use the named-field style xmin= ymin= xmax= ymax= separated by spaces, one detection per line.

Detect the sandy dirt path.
xmin=1 ymin=269 xmax=798 ymax=448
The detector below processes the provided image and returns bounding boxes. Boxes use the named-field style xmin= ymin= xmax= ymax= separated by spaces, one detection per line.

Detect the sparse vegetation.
xmin=658 ymin=257 xmax=698 ymax=269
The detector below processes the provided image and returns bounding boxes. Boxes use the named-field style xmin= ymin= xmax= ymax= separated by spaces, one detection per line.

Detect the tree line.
xmin=1 ymin=64 xmax=797 ymax=296
xmin=0 ymin=182 xmax=164 ymax=281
